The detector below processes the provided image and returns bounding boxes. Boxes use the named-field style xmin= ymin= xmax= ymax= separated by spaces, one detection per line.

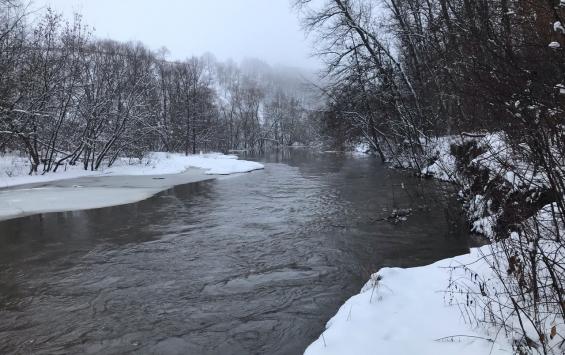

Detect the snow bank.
xmin=0 ymin=152 xmax=264 ymax=220
xmin=305 ymin=246 xmax=512 ymax=355
xmin=420 ymin=135 xmax=461 ymax=182
xmin=418 ymin=132 xmax=551 ymax=239
xmin=0 ymin=187 xmax=162 ymax=220
xmin=107 ymin=152 xmax=263 ymax=175
xmin=0 ymin=152 xmax=264 ymax=188
xmin=419 ymin=133 xmax=547 ymax=190
xmin=456 ymin=227 xmax=565 ymax=354
xmin=0 ymin=155 xmax=100 ymax=189
xmin=353 ymin=142 xmax=370 ymax=154
xmin=316 ymin=133 xmax=564 ymax=355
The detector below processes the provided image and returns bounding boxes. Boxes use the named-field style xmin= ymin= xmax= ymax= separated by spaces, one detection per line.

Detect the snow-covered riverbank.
xmin=0 ymin=152 xmax=263 ymax=188
xmin=0 ymin=152 xmax=264 ymax=220
xmin=309 ymin=134 xmax=564 ymax=354
xmin=305 ymin=245 xmax=512 ymax=355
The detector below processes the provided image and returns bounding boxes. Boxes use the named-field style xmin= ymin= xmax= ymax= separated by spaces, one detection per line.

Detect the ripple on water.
xmin=0 ymin=151 xmax=475 ymax=355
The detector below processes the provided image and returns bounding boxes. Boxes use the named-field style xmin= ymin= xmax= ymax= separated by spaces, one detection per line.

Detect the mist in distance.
xmin=32 ymin=0 xmax=320 ymax=70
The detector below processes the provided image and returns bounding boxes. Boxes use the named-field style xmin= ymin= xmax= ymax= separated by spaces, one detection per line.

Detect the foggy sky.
xmin=32 ymin=0 xmax=319 ymax=69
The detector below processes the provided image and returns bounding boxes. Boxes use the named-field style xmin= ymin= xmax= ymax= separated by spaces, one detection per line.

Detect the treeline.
xmin=296 ymin=1 xmax=565 ymax=353
xmin=0 ymin=2 xmax=319 ymax=173
xmin=297 ymin=0 xmax=564 ymax=165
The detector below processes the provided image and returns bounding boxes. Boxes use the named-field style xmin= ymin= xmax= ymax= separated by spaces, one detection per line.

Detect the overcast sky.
xmin=32 ymin=0 xmax=319 ymax=69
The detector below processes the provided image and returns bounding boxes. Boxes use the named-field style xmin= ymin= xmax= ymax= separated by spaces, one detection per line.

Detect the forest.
xmin=0 ymin=0 xmax=319 ymax=174
xmin=297 ymin=0 xmax=564 ymax=164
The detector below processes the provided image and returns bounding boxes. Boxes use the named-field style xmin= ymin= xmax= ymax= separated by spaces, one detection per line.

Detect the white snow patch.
xmin=0 ymin=152 xmax=264 ymax=220
xmin=305 ymin=246 xmax=513 ymax=355
xmin=353 ymin=142 xmax=370 ymax=154
xmin=0 ymin=156 xmax=100 ymax=189
xmin=0 ymin=152 xmax=264 ymax=188
xmin=0 ymin=187 xmax=161 ymax=220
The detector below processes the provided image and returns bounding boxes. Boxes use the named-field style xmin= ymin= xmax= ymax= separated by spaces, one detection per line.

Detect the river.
xmin=0 ymin=149 xmax=477 ymax=354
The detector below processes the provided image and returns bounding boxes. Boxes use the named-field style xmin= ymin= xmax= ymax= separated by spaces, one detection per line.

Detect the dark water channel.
xmin=0 ymin=149 xmax=477 ymax=354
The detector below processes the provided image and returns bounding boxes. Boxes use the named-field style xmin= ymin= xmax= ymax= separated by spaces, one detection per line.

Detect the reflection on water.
xmin=0 ymin=149 xmax=474 ymax=354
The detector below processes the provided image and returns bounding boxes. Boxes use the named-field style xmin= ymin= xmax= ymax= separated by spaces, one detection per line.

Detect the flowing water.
xmin=0 ymin=149 xmax=477 ymax=354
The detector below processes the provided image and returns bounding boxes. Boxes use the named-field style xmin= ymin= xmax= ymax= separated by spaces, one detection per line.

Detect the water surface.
xmin=0 ymin=150 xmax=475 ymax=354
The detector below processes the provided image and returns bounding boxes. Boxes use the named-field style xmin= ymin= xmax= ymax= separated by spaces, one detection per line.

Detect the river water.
xmin=0 ymin=149 xmax=476 ymax=354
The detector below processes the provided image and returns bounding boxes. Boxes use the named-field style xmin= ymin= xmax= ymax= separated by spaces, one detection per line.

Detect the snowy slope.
xmin=305 ymin=246 xmax=512 ymax=355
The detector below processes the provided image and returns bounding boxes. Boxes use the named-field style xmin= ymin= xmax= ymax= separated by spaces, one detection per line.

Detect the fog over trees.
xmin=0 ymin=1 xmax=321 ymax=174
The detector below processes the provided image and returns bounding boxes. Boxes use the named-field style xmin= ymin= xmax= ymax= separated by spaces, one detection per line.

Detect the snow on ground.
xmin=0 ymin=155 xmax=100 ymax=189
xmin=305 ymin=246 xmax=512 ymax=355
xmin=312 ymin=133 xmax=564 ymax=355
xmin=108 ymin=152 xmax=264 ymax=176
xmin=0 ymin=187 xmax=162 ymax=220
xmin=420 ymin=135 xmax=461 ymax=182
xmin=0 ymin=152 xmax=264 ymax=188
xmin=0 ymin=152 xmax=264 ymax=220
xmin=353 ymin=142 xmax=370 ymax=154
xmin=420 ymin=133 xmax=548 ymax=190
